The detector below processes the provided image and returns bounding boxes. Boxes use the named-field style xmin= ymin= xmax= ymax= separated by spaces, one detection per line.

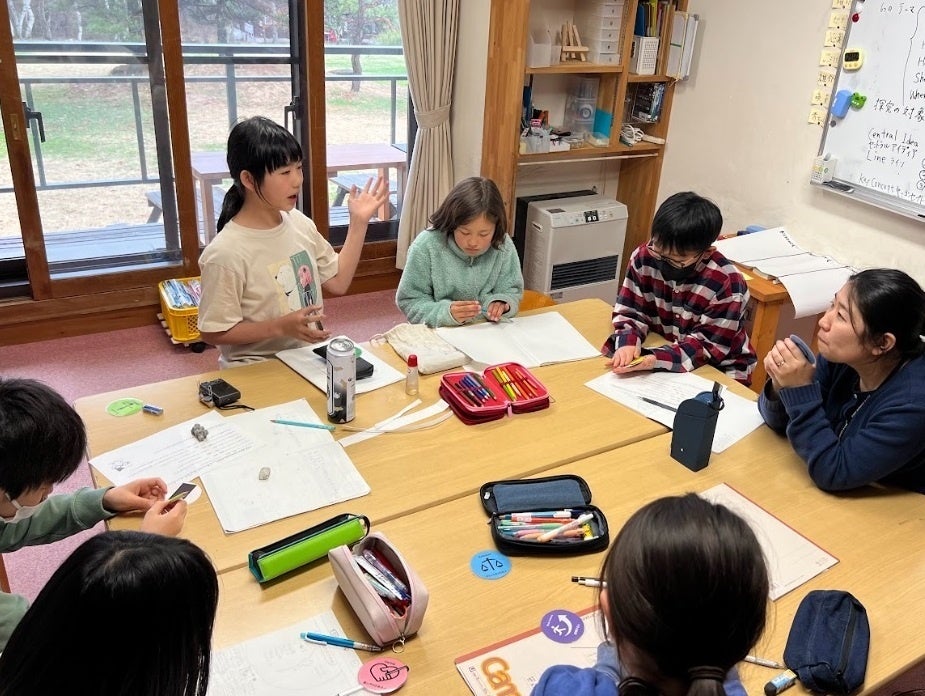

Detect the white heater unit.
xmin=523 ymin=194 xmax=628 ymax=303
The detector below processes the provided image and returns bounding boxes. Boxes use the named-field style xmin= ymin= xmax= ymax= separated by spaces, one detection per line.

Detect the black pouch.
xmin=783 ymin=590 xmax=870 ymax=695
xmin=479 ymin=474 xmax=609 ymax=555
xmin=670 ymin=384 xmax=724 ymax=471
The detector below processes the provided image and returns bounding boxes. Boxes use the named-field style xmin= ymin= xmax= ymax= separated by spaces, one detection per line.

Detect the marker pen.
xmin=571 ymin=575 xmax=607 ymax=588
xmin=764 ymin=669 xmax=798 ymax=696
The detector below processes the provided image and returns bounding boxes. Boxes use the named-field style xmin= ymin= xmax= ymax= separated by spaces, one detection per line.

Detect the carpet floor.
xmin=0 ymin=288 xmax=405 ymax=600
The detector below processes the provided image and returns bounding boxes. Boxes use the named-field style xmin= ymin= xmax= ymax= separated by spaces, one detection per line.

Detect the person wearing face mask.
xmin=602 ymin=192 xmax=756 ymax=385
xmin=0 ymin=377 xmax=188 ymax=649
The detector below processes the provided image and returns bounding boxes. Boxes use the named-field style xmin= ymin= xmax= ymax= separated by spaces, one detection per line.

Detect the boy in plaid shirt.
xmin=603 ymin=191 xmax=756 ymax=385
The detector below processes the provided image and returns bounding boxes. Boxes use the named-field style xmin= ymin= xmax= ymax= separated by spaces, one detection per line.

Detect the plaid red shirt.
xmin=602 ymin=244 xmax=756 ymax=385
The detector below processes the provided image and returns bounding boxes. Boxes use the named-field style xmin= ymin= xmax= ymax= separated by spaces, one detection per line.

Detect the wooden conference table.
xmin=191 ymin=143 xmax=408 ymax=241
xmin=79 ymin=299 xmax=670 ymax=573
xmin=213 ymin=426 xmax=925 ymax=696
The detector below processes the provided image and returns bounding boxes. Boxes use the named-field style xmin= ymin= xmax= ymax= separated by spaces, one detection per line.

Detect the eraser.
xmin=789 ymin=334 xmax=816 ymax=365
xmin=142 ymin=403 xmax=164 ymax=415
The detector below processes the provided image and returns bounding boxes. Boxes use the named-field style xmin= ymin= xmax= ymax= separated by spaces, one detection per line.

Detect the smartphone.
xmin=312 ymin=344 xmax=375 ymax=380
xmin=168 ymin=482 xmax=196 ymax=502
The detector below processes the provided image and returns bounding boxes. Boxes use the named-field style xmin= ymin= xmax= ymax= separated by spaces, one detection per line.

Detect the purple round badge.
xmin=540 ymin=609 xmax=586 ymax=643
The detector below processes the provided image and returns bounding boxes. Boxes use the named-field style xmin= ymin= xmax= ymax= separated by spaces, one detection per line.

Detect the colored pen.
xmin=571 ymin=575 xmax=606 ymax=588
xmin=301 ymin=631 xmax=382 ymax=652
xmin=271 ymin=419 xmax=336 ymax=431
xmin=502 ymin=510 xmax=573 ymax=520
xmin=745 ymin=655 xmax=784 ymax=669
xmin=537 ymin=513 xmax=595 ymax=542
xmin=639 ymin=396 xmax=677 ymax=413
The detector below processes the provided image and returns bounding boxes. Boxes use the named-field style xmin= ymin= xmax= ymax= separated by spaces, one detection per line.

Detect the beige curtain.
xmin=395 ymin=0 xmax=459 ymax=269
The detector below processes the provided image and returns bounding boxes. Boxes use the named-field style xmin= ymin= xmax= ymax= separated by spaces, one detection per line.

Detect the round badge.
xmin=540 ymin=609 xmax=586 ymax=644
xmin=469 ymin=549 xmax=511 ymax=580
xmin=106 ymin=398 xmax=144 ymax=417
xmin=356 ymin=656 xmax=409 ymax=693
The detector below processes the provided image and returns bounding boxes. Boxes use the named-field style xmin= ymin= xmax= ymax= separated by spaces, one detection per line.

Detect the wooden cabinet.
xmin=480 ymin=0 xmax=687 ymax=279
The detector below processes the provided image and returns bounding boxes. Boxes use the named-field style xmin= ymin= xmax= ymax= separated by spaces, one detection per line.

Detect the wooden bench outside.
xmin=330 ymin=173 xmax=399 ymax=219
xmin=146 ymin=187 xmax=227 ymax=224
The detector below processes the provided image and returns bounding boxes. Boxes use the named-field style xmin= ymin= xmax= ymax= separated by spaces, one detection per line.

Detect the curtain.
xmin=395 ymin=0 xmax=460 ymax=269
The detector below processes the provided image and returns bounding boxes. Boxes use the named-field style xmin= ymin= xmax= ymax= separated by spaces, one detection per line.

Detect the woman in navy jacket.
xmin=759 ymin=268 xmax=925 ymax=492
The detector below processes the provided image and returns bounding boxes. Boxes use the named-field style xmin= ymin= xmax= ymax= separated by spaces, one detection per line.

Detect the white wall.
xmin=453 ymin=1 xmax=925 ymax=285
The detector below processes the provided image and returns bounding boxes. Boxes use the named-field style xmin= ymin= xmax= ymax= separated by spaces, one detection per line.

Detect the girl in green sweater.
xmin=396 ymin=177 xmax=524 ymax=327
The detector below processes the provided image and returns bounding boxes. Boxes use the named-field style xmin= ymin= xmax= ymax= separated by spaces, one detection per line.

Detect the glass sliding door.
xmin=0 ymin=0 xmax=179 ymax=286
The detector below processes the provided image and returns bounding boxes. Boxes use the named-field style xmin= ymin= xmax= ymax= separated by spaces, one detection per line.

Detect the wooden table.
xmin=213 ymin=425 xmax=925 ymax=696
xmin=78 ymin=300 xmax=667 ymax=573
xmin=191 ymin=143 xmax=407 ymax=241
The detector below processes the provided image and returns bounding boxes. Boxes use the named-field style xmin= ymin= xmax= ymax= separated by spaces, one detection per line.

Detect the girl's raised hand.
xmin=278 ymin=304 xmax=330 ymax=343
xmin=346 ymin=176 xmax=390 ymax=223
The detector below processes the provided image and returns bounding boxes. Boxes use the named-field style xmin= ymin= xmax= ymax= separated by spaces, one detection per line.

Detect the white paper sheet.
xmin=584 ymin=371 xmax=764 ymax=453
xmin=337 ymin=400 xmax=451 ymax=448
xmin=208 ymin=611 xmax=362 ymax=696
xmin=276 ymin=341 xmax=404 ymax=394
xmin=776 ymin=266 xmax=855 ymax=318
xmin=199 ymin=400 xmax=369 ymax=533
xmin=713 ymin=227 xmax=805 ymax=263
xmin=435 ymin=312 xmax=600 ymax=367
xmin=749 ymin=252 xmax=846 ymax=279
xmin=700 ymin=483 xmax=838 ymax=600
xmin=90 ymin=411 xmax=258 ymax=487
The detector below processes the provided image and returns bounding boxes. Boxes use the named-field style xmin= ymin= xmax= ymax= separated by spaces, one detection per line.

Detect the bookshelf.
xmin=480 ymin=0 xmax=687 ymax=278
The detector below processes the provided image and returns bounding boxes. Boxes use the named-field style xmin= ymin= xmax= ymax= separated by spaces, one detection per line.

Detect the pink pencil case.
xmin=328 ymin=531 xmax=429 ymax=649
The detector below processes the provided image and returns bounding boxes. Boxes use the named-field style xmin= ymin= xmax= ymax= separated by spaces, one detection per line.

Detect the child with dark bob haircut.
xmin=396 ymin=176 xmax=524 ymax=327
xmin=534 ymin=494 xmax=769 ymax=696
xmin=604 ymin=191 xmax=756 ymax=385
xmin=0 ymin=531 xmax=217 ymax=696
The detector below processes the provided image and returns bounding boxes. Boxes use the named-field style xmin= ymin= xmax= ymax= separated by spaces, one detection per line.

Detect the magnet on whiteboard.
xmin=850 ymin=92 xmax=866 ymax=108
xmin=831 ymin=89 xmax=853 ymax=118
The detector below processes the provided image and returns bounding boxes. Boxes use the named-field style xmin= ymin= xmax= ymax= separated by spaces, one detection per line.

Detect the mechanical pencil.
xmin=639 ymin=396 xmax=677 ymax=413
xmin=571 ymin=575 xmax=606 ymax=588
xmin=745 ymin=655 xmax=784 ymax=669
xmin=301 ymin=631 xmax=382 ymax=652
xmin=270 ymin=419 xmax=336 ymax=431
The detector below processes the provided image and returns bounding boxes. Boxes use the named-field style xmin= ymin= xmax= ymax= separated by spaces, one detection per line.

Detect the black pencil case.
xmin=479 ymin=474 xmax=609 ymax=556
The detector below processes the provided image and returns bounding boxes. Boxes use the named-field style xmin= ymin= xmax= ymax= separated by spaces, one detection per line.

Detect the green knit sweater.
xmin=396 ymin=230 xmax=524 ymax=327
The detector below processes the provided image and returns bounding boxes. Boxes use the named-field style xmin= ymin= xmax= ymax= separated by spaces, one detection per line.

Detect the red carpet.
xmin=0 ymin=288 xmax=405 ymax=600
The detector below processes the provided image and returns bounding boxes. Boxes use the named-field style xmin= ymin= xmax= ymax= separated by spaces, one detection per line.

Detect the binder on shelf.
xmin=666 ymin=10 xmax=699 ymax=80
xmin=679 ymin=13 xmax=699 ymax=79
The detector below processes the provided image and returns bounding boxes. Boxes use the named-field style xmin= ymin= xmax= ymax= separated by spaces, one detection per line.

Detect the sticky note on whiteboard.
xmin=828 ymin=11 xmax=848 ymax=29
xmin=824 ymin=29 xmax=845 ymax=47
xmin=808 ymin=107 xmax=827 ymax=126
xmin=819 ymin=49 xmax=840 ymax=67
xmin=811 ymin=89 xmax=830 ymax=106
xmin=831 ymin=0 xmax=849 ymax=9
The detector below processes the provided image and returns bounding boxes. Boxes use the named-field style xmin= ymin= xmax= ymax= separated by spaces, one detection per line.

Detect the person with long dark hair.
xmin=534 ymin=494 xmax=769 ymax=696
xmin=759 ymin=268 xmax=925 ymax=492
xmin=198 ymin=116 xmax=388 ymax=367
xmin=0 ymin=531 xmax=218 ymax=696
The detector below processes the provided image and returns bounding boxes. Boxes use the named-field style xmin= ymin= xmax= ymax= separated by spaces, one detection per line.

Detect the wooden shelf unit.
xmin=480 ymin=0 xmax=687 ymax=279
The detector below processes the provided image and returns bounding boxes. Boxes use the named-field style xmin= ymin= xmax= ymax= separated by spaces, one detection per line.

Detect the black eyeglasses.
xmin=646 ymin=242 xmax=706 ymax=269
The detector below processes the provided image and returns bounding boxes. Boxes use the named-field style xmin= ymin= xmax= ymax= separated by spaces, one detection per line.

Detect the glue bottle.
xmin=405 ymin=354 xmax=419 ymax=396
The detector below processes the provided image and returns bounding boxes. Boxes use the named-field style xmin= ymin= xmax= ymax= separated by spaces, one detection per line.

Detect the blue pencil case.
xmin=479 ymin=474 xmax=609 ymax=556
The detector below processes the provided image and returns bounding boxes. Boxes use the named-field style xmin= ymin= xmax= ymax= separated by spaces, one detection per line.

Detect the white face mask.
xmin=2 ymin=492 xmax=44 ymax=523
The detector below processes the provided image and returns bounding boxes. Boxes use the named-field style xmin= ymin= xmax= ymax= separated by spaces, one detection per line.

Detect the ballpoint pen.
xmin=640 ymin=396 xmax=677 ymax=412
xmin=745 ymin=655 xmax=784 ymax=669
xmin=300 ymin=631 xmax=382 ymax=652
xmin=571 ymin=575 xmax=606 ymax=588
xmin=270 ymin=419 xmax=336 ymax=431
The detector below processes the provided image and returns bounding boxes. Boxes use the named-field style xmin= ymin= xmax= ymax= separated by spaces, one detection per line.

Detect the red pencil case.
xmin=438 ymin=362 xmax=550 ymax=425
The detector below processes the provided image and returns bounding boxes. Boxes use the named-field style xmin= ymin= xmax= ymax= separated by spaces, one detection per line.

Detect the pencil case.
xmin=438 ymin=362 xmax=550 ymax=425
xmin=328 ymin=531 xmax=429 ymax=648
xmin=480 ymin=474 xmax=609 ymax=556
xmin=248 ymin=513 xmax=369 ymax=583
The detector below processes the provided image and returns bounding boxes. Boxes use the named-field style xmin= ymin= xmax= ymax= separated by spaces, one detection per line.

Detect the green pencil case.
xmin=248 ymin=513 xmax=369 ymax=583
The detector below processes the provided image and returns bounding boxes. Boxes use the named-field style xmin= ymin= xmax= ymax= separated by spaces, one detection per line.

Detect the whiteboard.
xmin=816 ymin=0 xmax=925 ymax=221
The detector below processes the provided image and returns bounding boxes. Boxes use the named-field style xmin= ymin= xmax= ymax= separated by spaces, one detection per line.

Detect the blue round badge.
xmin=470 ymin=549 xmax=511 ymax=580
xmin=540 ymin=609 xmax=586 ymax=643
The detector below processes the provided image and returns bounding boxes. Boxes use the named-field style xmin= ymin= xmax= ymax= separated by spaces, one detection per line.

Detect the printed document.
xmin=90 ymin=410 xmax=258 ymax=487
xmin=209 ymin=610 xmax=361 ymax=695
xmin=700 ymin=483 xmax=838 ymax=599
xmin=435 ymin=312 xmax=600 ymax=367
xmin=277 ymin=342 xmax=404 ymax=394
xmin=713 ymin=227 xmax=804 ymax=263
xmin=777 ymin=266 xmax=855 ymax=318
xmin=200 ymin=400 xmax=369 ymax=533
xmin=584 ymin=371 xmax=764 ymax=452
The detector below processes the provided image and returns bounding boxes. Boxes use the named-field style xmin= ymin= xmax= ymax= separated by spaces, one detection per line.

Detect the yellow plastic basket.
xmin=158 ymin=277 xmax=201 ymax=343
